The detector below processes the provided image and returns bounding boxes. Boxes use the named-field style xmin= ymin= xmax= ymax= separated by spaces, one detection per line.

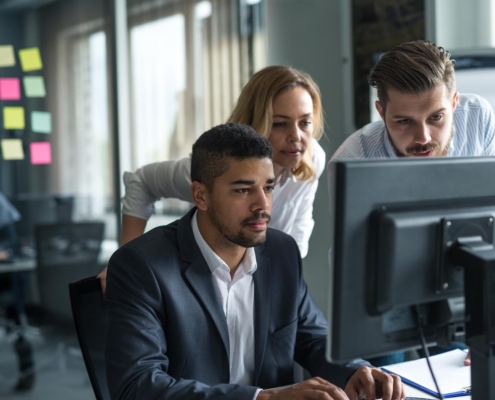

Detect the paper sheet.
xmin=31 ymin=111 xmax=52 ymax=134
xmin=19 ymin=47 xmax=43 ymax=72
xmin=23 ymin=76 xmax=46 ymax=97
xmin=383 ymin=349 xmax=470 ymax=395
xmin=30 ymin=142 xmax=51 ymax=165
xmin=0 ymin=78 xmax=21 ymax=100
xmin=1 ymin=139 xmax=24 ymax=160
xmin=0 ymin=45 xmax=16 ymax=67
xmin=3 ymin=106 xmax=25 ymax=129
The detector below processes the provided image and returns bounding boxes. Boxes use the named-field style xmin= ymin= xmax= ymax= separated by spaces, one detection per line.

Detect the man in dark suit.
xmin=105 ymin=124 xmax=405 ymax=400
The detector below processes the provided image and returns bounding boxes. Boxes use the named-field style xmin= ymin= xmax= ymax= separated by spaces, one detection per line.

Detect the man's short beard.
xmin=209 ymin=208 xmax=270 ymax=248
xmin=387 ymin=124 xmax=454 ymax=157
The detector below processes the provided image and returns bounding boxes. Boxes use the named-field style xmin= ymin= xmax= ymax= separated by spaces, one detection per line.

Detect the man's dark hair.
xmin=191 ymin=123 xmax=273 ymax=190
xmin=368 ymin=40 xmax=456 ymax=107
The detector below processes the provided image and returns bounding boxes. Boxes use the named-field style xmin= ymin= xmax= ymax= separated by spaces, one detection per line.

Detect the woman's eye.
xmin=273 ymin=122 xmax=285 ymax=127
xmin=300 ymin=120 xmax=312 ymax=126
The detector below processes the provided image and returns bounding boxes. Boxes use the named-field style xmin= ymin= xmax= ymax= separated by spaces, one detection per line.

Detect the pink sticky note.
xmin=30 ymin=142 xmax=52 ymax=165
xmin=0 ymin=78 xmax=21 ymax=100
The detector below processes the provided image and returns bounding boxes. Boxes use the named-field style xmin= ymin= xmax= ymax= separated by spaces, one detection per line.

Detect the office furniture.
xmin=69 ymin=276 xmax=109 ymax=400
xmin=36 ymin=222 xmax=104 ymax=321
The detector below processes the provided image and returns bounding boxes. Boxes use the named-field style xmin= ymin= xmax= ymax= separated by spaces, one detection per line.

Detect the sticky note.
xmin=0 ymin=78 xmax=21 ymax=100
xmin=1 ymin=139 xmax=24 ymax=160
xmin=3 ymin=107 xmax=25 ymax=129
xmin=30 ymin=142 xmax=51 ymax=165
xmin=31 ymin=111 xmax=51 ymax=133
xmin=23 ymin=76 xmax=46 ymax=97
xmin=18 ymin=47 xmax=43 ymax=72
xmin=0 ymin=45 xmax=15 ymax=67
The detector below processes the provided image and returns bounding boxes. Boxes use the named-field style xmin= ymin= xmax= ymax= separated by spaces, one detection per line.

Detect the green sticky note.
xmin=31 ymin=111 xmax=51 ymax=134
xmin=3 ymin=107 xmax=25 ymax=129
xmin=0 ymin=45 xmax=16 ymax=67
xmin=23 ymin=76 xmax=46 ymax=97
xmin=1 ymin=139 xmax=24 ymax=160
xmin=18 ymin=47 xmax=43 ymax=72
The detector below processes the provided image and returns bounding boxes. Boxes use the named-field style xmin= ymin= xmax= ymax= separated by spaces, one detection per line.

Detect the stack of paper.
xmin=382 ymin=349 xmax=471 ymax=398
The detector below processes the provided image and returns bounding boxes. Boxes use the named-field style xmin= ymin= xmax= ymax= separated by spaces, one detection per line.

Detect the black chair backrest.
xmin=69 ymin=276 xmax=110 ymax=400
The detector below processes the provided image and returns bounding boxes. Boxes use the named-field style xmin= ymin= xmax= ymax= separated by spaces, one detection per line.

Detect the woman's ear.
xmin=191 ymin=181 xmax=209 ymax=211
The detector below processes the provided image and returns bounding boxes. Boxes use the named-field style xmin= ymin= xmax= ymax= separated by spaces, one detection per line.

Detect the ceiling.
xmin=0 ymin=0 xmax=60 ymax=12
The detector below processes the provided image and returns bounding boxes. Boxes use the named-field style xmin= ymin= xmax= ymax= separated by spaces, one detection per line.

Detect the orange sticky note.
xmin=19 ymin=47 xmax=43 ymax=72
xmin=30 ymin=142 xmax=52 ymax=165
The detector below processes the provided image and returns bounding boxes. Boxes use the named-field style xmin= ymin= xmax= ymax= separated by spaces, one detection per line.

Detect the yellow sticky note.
xmin=18 ymin=47 xmax=43 ymax=72
xmin=3 ymin=107 xmax=25 ymax=129
xmin=1 ymin=139 xmax=24 ymax=160
xmin=0 ymin=45 xmax=16 ymax=67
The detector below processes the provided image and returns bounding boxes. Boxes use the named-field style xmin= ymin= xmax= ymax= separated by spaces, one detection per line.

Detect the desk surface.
xmin=0 ymin=239 xmax=118 ymax=273
xmin=404 ymin=382 xmax=471 ymax=399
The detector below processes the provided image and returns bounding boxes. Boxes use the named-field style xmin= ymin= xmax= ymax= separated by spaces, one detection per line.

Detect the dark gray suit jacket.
xmin=105 ymin=208 xmax=369 ymax=399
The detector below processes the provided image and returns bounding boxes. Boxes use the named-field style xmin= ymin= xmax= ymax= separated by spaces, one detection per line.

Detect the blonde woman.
xmin=99 ymin=66 xmax=326 ymax=289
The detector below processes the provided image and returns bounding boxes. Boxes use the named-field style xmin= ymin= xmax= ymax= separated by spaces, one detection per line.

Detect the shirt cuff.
xmin=254 ymin=388 xmax=263 ymax=399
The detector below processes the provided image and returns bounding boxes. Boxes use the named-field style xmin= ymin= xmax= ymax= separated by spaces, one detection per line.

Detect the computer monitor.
xmin=327 ymin=157 xmax=495 ymax=399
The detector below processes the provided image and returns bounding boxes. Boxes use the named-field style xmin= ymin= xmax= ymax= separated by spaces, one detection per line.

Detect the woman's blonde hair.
xmin=227 ymin=66 xmax=324 ymax=181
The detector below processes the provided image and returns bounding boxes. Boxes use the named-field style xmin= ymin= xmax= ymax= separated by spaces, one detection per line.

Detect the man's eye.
xmin=264 ymin=186 xmax=275 ymax=193
xmin=398 ymin=119 xmax=410 ymax=125
xmin=430 ymin=114 xmax=443 ymax=121
xmin=235 ymin=188 xmax=249 ymax=194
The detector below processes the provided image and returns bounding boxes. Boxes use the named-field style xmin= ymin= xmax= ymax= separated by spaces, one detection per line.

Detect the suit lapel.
xmin=253 ymin=248 xmax=271 ymax=385
xmin=178 ymin=209 xmax=230 ymax=362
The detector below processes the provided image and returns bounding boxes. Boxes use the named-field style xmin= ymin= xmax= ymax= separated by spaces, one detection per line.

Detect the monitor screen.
xmin=326 ymin=157 xmax=495 ymax=364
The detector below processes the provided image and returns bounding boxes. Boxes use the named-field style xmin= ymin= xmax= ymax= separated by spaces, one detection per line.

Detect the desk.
xmin=404 ymin=383 xmax=471 ymax=399
xmin=0 ymin=239 xmax=118 ymax=274
xmin=0 ymin=258 xmax=36 ymax=273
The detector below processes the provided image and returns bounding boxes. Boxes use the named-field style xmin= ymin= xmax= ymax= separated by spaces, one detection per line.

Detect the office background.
xmin=0 ymin=0 xmax=494 ymax=398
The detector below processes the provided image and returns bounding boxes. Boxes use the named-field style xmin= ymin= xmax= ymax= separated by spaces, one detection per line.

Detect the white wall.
xmin=265 ymin=0 xmax=352 ymax=314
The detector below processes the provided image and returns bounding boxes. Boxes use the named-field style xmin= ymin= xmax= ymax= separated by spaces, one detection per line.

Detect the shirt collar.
xmin=382 ymin=125 xmax=399 ymax=158
xmin=191 ymin=210 xmax=257 ymax=276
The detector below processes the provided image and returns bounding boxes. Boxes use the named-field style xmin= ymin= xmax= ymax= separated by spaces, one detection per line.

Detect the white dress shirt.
xmin=191 ymin=211 xmax=262 ymax=397
xmin=121 ymin=139 xmax=326 ymax=258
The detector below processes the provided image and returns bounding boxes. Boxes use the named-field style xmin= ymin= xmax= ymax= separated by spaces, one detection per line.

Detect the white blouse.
xmin=121 ymin=139 xmax=326 ymax=258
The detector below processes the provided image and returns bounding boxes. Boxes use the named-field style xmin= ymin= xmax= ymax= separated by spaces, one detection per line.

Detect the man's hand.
xmin=345 ymin=366 xmax=405 ymax=400
xmin=464 ymin=349 xmax=471 ymax=366
xmin=257 ymin=377 xmax=349 ymax=400
xmin=97 ymin=267 xmax=108 ymax=293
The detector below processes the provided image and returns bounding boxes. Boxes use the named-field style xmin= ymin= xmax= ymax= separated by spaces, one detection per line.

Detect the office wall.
xmin=0 ymin=12 xmax=25 ymax=196
xmin=266 ymin=0 xmax=348 ymax=314
xmin=434 ymin=0 xmax=494 ymax=50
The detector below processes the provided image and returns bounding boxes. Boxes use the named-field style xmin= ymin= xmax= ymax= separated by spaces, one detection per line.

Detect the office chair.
xmin=69 ymin=276 xmax=110 ymax=400
xmin=36 ymin=222 xmax=104 ymax=321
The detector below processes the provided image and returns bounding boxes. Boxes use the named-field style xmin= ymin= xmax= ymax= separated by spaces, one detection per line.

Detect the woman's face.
xmin=268 ymin=86 xmax=314 ymax=171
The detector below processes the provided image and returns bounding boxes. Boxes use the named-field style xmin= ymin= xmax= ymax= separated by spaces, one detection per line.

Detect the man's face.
xmin=376 ymin=83 xmax=459 ymax=157
xmin=205 ymin=157 xmax=275 ymax=248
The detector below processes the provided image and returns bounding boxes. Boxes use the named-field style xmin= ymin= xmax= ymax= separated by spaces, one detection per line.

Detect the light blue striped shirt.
xmin=331 ymin=93 xmax=495 ymax=160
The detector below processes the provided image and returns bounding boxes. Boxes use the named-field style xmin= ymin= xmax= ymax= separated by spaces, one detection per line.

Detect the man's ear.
xmin=375 ymin=100 xmax=385 ymax=121
xmin=452 ymin=91 xmax=460 ymax=110
xmin=191 ymin=181 xmax=209 ymax=211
